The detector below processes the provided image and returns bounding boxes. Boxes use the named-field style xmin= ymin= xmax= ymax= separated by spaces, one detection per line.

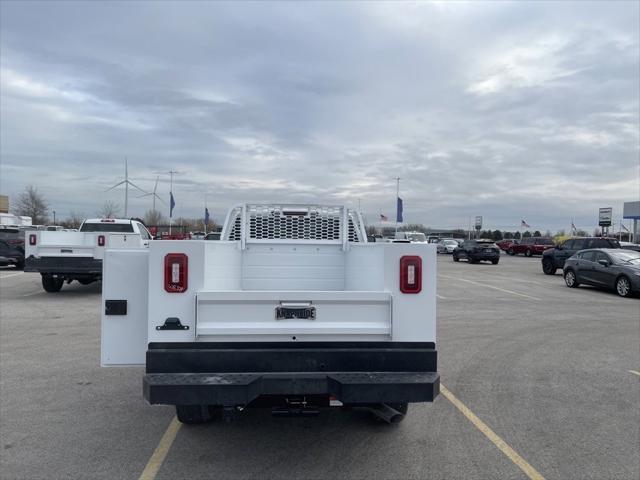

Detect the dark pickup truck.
xmin=507 ymin=237 xmax=555 ymax=257
xmin=541 ymin=237 xmax=621 ymax=275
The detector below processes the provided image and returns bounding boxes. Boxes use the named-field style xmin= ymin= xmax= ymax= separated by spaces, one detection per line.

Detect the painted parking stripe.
xmin=441 ymin=384 xmax=545 ymax=480
xmin=629 ymin=370 xmax=640 ymax=377
xmin=436 ymin=294 xmax=447 ymax=300
xmin=139 ymin=416 xmax=182 ymax=480
xmin=439 ymin=275 xmax=541 ymax=301
xmin=0 ymin=272 xmax=24 ymax=279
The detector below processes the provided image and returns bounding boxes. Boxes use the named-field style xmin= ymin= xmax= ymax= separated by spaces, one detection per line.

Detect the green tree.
xmin=533 ymin=230 xmax=541 ymax=237
xmin=492 ymin=230 xmax=503 ymax=240
xmin=522 ymin=230 xmax=532 ymax=238
xmin=514 ymin=231 xmax=521 ymax=240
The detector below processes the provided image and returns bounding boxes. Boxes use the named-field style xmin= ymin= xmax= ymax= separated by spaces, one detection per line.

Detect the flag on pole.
xmin=380 ymin=213 xmax=388 ymax=221
xmin=521 ymin=219 xmax=530 ymax=228
xmin=204 ymin=207 xmax=210 ymax=226
xmin=571 ymin=220 xmax=576 ymax=231
xmin=170 ymin=192 xmax=176 ymax=218
xmin=396 ymin=197 xmax=403 ymax=223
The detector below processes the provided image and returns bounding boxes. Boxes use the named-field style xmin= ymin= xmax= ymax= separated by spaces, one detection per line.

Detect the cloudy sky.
xmin=1 ymin=1 xmax=638 ymax=231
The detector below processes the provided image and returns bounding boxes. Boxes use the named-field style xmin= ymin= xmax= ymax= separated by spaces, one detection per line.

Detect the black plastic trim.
xmin=24 ymin=256 xmax=103 ymax=274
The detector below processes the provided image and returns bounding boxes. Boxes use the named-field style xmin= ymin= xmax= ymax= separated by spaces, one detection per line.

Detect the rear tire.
xmin=542 ymin=258 xmax=556 ymax=275
xmin=77 ymin=278 xmax=94 ymax=285
xmin=176 ymin=405 xmax=213 ymax=424
xmin=42 ymin=275 xmax=63 ymax=293
xmin=507 ymin=248 xmax=515 ymax=256
xmin=453 ymin=254 xmax=459 ymax=262
xmin=564 ymin=269 xmax=579 ymax=288
xmin=491 ymin=259 xmax=499 ymax=265
xmin=615 ymin=276 xmax=632 ymax=297
xmin=525 ymin=249 xmax=532 ymax=257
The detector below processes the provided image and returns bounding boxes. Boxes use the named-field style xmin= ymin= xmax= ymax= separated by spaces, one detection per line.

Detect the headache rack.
xmin=221 ymin=204 xmax=367 ymax=249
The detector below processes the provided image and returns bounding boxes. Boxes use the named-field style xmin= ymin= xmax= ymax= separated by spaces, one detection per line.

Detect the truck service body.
xmin=25 ymin=218 xmax=151 ymax=292
xmin=101 ymin=204 xmax=439 ymax=423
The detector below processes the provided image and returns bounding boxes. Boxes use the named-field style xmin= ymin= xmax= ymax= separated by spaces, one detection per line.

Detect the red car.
xmin=507 ymin=237 xmax=555 ymax=256
xmin=496 ymin=238 xmax=518 ymax=252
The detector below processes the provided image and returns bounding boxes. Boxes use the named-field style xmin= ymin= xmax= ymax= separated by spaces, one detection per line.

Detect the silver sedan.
xmin=437 ymin=239 xmax=459 ymax=254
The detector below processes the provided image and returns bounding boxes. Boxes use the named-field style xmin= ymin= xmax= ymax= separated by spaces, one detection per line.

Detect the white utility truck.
xmin=101 ymin=204 xmax=439 ymax=424
xmin=25 ymin=218 xmax=151 ymax=292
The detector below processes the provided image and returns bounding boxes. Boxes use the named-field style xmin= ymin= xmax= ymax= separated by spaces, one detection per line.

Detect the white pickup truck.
xmin=101 ymin=204 xmax=439 ymax=424
xmin=25 ymin=218 xmax=151 ymax=292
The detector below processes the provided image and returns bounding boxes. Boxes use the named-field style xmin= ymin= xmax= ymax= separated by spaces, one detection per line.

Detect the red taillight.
xmin=98 ymin=235 xmax=105 ymax=247
xmin=164 ymin=253 xmax=188 ymax=293
xmin=29 ymin=234 xmax=36 ymax=246
xmin=400 ymin=256 xmax=422 ymax=294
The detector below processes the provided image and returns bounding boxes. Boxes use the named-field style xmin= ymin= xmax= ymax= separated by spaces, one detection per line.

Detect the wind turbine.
xmin=105 ymin=158 xmax=146 ymax=217
xmin=138 ymin=175 xmax=166 ymax=211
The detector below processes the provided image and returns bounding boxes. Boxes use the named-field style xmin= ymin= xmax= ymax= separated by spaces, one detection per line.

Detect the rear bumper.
xmin=144 ymin=342 xmax=439 ymax=406
xmin=24 ymin=256 xmax=102 ymax=274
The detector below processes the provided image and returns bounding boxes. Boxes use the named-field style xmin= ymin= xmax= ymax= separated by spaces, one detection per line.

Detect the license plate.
xmin=484 ymin=248 xmax=493 ymax=253
xmin=275 ymin=304 xmax=316 ymax=320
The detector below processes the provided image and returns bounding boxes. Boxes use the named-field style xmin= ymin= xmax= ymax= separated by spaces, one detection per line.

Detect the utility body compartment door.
xmin=101 ymin=249 xmax=149 ymax=366
xmin=195 ymin=291 xmax=392 ymax=342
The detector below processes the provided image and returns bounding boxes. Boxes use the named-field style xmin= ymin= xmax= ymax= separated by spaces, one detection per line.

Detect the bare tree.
xmin=14 ymin=185 xmax=49 ymax=224
xmin=143 ymin=209 xmax=166 ymax=226
xmin=97 ymin=201 xmax=120 ymax=219
xmin=62 ymin=211 xmax=86 ymax=229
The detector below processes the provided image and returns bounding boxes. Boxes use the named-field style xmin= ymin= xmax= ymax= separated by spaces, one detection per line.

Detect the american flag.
xmin=571 ymin=220 xmax=576 ymax=231
xmin=380 ymin=213 xmax=388 ymax=221
xmin=521 ymin=219 xmax=531 ymax=228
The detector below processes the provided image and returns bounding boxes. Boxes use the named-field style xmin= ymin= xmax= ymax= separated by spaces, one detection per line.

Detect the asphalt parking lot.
xmin=1 ymin=254 xmax=638 ymax=480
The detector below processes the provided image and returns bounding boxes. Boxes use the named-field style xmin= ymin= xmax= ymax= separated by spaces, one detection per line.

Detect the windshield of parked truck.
xmin=406 ymin=233 xmax=426 ymax=242
xmin=80 ymin=222 xmax=134 ymax=232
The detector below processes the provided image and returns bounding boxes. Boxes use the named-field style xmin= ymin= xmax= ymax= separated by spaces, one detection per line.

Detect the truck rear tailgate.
xmin=195 ymin=291 xmax=391 ymax=338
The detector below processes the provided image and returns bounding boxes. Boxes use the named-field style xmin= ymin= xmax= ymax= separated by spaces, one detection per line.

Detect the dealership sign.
xmin=475 ymin=216 xmax=482 ymax=230
xmin=598 ymin=207 xmax=612 ymax=227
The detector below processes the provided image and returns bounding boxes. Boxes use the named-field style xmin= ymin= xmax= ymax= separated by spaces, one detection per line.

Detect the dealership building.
xmin=623 ymin=201 xmax=640 ymax=242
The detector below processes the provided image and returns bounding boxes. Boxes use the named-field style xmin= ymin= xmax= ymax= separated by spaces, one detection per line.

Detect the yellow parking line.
xmin=629 ymin=370 xmax=640 ymax=377
xmin=139 ymin=416 xmax=182 ymax=480
xmin=440 ymin=275 xmax=541 ymax=301
xmin=441 ymin=384 xmax=545 ymax=480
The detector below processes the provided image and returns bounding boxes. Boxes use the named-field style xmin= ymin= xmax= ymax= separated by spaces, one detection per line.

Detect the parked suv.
xmin=453 ymin=239 xmax=500 ymax=264
xmin=541 ymin=237 xmax=621 ymax=275
xmin=507 ymin=237 xmax=555 ymax=257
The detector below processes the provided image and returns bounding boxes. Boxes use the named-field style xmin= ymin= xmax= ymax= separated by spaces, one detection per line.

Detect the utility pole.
xmin=53 ymin=210 xmax=56 ymax=225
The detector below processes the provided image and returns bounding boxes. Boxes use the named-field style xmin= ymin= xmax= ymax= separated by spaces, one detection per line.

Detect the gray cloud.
xmin=1 ymin=1 xmax=638 ymax=231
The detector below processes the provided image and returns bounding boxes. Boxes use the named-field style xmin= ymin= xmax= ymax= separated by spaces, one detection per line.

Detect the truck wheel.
xmin=525 ymin=249 xmax=532 ymax=257
xmin=507 ymin=248 xmax=515 ymax=256
xmin=175 ymin=405 xmax=213 ymax=424
xmin=491 ymin=259 xmax=499 ymax=265
xmin=42 ymin=275 xmax=63 ymax=293
xmin=542 ymin=258 xmax=557 ymax=275
xmin=453 ymin=254 xmax=459 ymax=262
xmin=77 ymin=278 xmax=94 ymax=285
